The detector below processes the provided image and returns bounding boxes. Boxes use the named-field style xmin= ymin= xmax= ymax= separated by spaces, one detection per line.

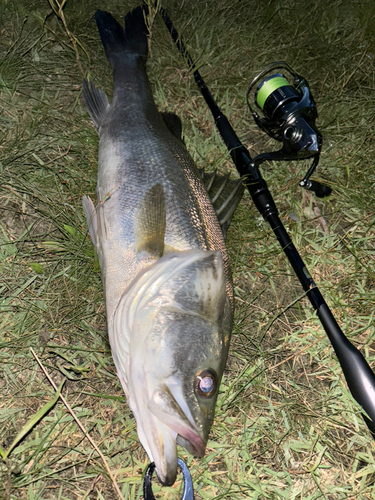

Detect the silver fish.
xmin=82 ymin=6 xmax=242 ymax=486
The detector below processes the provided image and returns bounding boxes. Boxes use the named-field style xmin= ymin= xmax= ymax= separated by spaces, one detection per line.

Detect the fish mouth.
xmin=176 ymin=426 xmax=205 ymax=457
xmin=145 ymin=382 xmax=205 ymax=485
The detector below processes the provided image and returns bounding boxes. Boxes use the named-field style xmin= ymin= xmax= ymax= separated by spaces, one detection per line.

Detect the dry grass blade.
xmin=30 ymin=348 xmax=126 ymax=500
xmin=0 ymin=379 xmax=65 ymax=461
xmin=47 ymin=0 xmax=87 ymax=76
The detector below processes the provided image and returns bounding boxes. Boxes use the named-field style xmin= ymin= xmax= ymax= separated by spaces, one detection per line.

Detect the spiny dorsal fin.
xmin=199 ymin=169 xmax=244 ymax=240
xmin=161 ymin=111 xmax=183 ymax=142
xmin=135 ymin=184 xmax=166 ymax=258
xmin=82 ymin=79 xmax=109 ymax=130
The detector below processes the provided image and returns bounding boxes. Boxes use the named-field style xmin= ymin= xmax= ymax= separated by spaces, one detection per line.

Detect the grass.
xmin=1 ymin=0 xmax=375 ymax=498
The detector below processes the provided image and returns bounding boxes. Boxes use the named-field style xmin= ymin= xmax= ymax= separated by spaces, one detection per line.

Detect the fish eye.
xmin=195 ymin=369 xmax=217 ymax=398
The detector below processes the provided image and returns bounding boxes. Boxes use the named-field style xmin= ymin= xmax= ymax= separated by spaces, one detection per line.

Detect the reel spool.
xmin=247 ymin=62 xmax=331 ymax=197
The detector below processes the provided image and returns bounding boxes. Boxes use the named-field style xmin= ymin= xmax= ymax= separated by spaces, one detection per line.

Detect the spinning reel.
xmin=247 ymin=62 xmax=331 ymax=197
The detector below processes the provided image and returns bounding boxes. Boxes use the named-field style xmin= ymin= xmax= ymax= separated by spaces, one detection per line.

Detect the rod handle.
xmin=318 ymin=303 xmax=375 ymax=434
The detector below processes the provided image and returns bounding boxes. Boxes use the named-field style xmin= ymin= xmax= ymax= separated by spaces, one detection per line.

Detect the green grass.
xmin=1 ymin=0 xmax=375 ymax=498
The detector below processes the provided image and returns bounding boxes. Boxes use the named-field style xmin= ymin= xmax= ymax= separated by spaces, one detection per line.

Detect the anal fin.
xmin=82 ymin=79 xmax=109 ymax=130
xmin=135 ymin=184 xmax=166 ymax=258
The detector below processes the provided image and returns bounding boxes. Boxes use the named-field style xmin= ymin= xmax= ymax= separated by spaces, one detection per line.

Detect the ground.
xmin=1 ymin=0 xmax=375 ymax=499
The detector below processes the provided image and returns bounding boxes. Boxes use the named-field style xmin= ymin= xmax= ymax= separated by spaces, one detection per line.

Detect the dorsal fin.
xmin=161 ymin=111 xmax=183 ymax=141
xmin=135 ymin=184 xmax=166 ymax=258
xmin=199 ymin=169 xmax=244 ymax=240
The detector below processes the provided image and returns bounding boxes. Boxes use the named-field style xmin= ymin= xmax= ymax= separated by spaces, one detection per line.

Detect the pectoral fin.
xmin=135 ymin=184 xmax=166 ymax=258
xmin=82 ymin=196 xmax=96 ymax=245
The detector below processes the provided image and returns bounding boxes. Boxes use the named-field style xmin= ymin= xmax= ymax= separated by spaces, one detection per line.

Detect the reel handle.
xmin=300 ymin=179 xmax=332 ymax=198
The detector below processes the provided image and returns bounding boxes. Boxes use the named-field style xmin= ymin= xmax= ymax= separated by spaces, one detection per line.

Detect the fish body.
xmin=82 ymin=7 xmax=237 ymax=486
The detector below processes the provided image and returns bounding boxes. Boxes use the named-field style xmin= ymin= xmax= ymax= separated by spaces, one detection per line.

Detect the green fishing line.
xmin=256 ymin=76 xmax=289 ymax=109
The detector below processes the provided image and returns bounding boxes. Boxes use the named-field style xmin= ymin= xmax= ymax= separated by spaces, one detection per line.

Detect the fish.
xmin=81 ymin=6 xmax=243 ymax=486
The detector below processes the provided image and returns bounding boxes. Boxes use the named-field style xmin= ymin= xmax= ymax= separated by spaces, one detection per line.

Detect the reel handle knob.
xmin=300 ymin=179 xmax=332 ymax=198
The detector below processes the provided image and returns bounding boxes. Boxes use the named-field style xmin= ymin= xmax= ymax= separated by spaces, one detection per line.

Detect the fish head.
xmin=112 ymin=250 xmax=232 ymax=485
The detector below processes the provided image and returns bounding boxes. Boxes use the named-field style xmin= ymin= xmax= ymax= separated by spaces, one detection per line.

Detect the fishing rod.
xmin=159 ymin=9 xmax=375 ymax=434
xmin=143 ymin=6 xmax=375 ymax=500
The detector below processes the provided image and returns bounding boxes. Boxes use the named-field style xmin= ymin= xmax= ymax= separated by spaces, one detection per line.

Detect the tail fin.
xmin=95 ymin=7 xmax=148 ymax=67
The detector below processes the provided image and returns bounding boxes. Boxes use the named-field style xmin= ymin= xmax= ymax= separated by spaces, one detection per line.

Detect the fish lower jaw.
xmin=154 ymin=431 xmax=205 ymax=486
xmin=145 ymin=419 xmax=205 ymax=486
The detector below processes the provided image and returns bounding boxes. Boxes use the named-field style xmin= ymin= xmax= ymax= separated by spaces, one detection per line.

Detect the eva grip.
xmin=318 ymin=303 xmax=375 ymax=434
